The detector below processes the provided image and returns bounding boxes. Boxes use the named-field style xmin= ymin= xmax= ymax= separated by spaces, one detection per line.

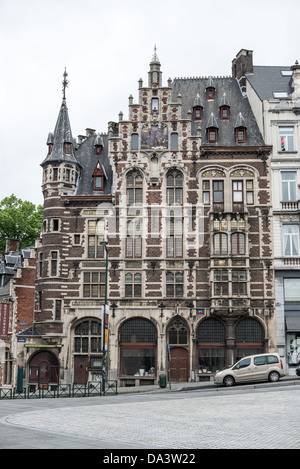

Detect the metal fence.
xmin=0 ymin=381 xmax=118 ymax=400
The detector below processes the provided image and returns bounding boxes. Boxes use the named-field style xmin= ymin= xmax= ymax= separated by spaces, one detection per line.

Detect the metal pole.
xmin=101 ymin=241 xmax=109 ymax=395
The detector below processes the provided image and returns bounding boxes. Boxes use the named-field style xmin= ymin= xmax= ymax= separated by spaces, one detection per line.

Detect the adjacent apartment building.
xmin=233 ymin=49 xmax=300 ymax=375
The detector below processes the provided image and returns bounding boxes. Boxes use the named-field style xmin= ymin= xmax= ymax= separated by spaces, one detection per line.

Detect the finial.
xmin=62 ymin=67 xmax=69 ymax=100
xmin=152 ymin=45 xmax=159 ymax=62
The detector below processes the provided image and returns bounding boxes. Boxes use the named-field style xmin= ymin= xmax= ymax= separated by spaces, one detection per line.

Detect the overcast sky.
xmin=1 ymin=0 xmax=300 ymax=207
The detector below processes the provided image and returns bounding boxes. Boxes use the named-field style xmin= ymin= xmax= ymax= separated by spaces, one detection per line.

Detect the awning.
xmin=285 ymin=312 xmax=300 ymax=332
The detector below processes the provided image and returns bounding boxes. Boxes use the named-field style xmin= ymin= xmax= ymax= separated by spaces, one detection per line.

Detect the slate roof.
xmin=16 ymin=325 xmax=42 ymax=337
xmin=171 ymin=76 xmax=265 ymax=146
xmin=73 ymin=133 xmax=113 ymax=196
xmin=246 ymin=65 xmax=293 ymax=101
xmin=41 ymin=99 xmax=80 ymax=167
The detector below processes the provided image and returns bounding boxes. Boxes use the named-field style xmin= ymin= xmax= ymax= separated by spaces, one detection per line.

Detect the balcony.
xmin=280 ymin=200 xmax=300 ymax=211
xmin=274 ymin=256 xmax=300 ymax=269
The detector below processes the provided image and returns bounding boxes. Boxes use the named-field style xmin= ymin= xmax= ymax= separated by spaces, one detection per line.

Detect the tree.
xmin=0 ymin=194 xmax=43 ymax=252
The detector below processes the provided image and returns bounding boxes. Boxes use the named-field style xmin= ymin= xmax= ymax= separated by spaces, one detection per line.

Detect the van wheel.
xmin=268 ymin=371 xmax=280 ymax=382
xmin=223 ymin=375 xmax=235 ymax=387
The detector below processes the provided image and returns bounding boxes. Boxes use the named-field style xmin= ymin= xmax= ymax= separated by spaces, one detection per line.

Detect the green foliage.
xmin=0 ymin=194 xmax=43 ymax=252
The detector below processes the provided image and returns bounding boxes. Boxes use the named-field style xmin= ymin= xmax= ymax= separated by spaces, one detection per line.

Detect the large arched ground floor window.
xmin=197 ymin=318 xmax=226 ymax=373
xmin=235 ymin=317 xmax=264 ymax=361
xmin=197 ymin=317 xmax=265 ymax=373
xmin=119 ymin=318 xmax=156 ymax=377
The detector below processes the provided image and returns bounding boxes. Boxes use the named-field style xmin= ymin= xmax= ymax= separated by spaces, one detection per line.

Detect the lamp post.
xmin=100 ymin=240 xmax=109 ymax=394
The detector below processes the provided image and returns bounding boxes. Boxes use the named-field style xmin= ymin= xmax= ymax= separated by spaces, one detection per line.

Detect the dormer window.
xmin=92 ymin=161 xmax=104 ymax=191
xmin=95 ymin=146 xmax=102 ymax=156
xmin=220 ymin=106 xmax=230 ymax=120
xmin=236 ymin=128 xmax=246 ymax=144
xmin=235 ymin=113 xmax=247 ymax=144
xmin=207 ymin=87 xmax=215 ymax=100
xmin=64 ymin=143 xmax=71 ymax=155
xmin=193 ymin=106 xmax=203 ymax=120
xmin=208 ymin=128 xmax=218 ymax=143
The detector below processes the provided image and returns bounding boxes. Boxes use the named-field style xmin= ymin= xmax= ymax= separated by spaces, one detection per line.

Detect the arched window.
xmin=168 ymin=319 xmax=188 ymax=345
xmin=171 ymin=133 xmax=178 ymax=150
xmin=125 ymin=272 xmax=142 ymax=297
xmin=214 ymin=233 xmax=228 ymax=255
xmin=235 ymin=318 xmax=264 ymax=361
xmin=73 ymin=318 xmax=102 ymax=384
xmin=131 ymin=133 xmax=139 ymax=150
xmin=119 ymin=318 xmax=157 ymax=376
xmin=166 ymin=170 xmax=183 ymax=205
xmin=127 ymin=170 xmax=143 ymax=205
xmin=197 ymin=318 xmax=226 ymax=373
xmin=231 ymin=232 xmax=245 ymax=255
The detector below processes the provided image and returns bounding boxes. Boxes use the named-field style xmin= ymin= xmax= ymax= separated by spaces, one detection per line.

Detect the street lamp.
xmin=100 ymin=240 xmax=109 ymax=394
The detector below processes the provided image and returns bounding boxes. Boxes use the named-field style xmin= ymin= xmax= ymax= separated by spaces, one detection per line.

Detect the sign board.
xmin=0 ymin=303 xmax=10 ymax=339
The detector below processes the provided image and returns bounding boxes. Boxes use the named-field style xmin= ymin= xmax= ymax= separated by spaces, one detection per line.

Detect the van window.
xmin=254 ymin=356 xmax=266 ymax=366
xmin=234 ymin=357 xmax=251 ymax=369
xmin=267 ymin=355 xmax=279 ymax=364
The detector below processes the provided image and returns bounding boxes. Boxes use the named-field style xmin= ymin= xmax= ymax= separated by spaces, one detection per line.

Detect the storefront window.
xmin=197 ymin=318 xmax=226 ymax=373
xmin=287 ymin=333 xmax=300 ymax=365
xmin=120 ymin=318 xmax=156 ymax=377
xmin=235 ymin=318 xmax=263 ymax=361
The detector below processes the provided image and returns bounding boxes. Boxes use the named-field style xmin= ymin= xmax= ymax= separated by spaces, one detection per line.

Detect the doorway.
xmin=74 ymin=355 xmax=89 ymax=384
xmin=169 ymin=347 xmax=188 ymax=382
xmin=29 ymin=351 xmax=59 ymax=386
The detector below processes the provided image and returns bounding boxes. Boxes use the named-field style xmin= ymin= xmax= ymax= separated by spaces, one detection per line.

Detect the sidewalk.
xmin=114 ymin=375 xmax=299 ymax=395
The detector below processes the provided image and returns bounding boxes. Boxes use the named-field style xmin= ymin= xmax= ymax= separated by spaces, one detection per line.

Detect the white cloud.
xmin=0 ymin=0 xmax=300 ymax=205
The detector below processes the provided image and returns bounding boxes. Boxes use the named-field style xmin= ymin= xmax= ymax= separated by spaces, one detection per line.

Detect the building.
xmin=14 ymin=50 xmax=276 ymax=389
xmin=0 ymin=239 xmax=36 ymax=388
xmin=233 ymin=49 xmax=300 ymax=375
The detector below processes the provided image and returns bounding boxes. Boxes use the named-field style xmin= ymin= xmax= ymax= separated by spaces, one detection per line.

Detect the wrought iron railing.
xmin=0 ymin=380 xmax=118 ymax=400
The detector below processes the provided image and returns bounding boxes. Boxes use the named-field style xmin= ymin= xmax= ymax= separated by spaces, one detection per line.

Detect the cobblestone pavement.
xmin=1 ymin=380 xmax=300 ymax=449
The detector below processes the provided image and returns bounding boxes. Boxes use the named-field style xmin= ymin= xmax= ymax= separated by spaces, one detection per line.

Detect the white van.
xmin=214 ymin=353 xmax=285 ymax=387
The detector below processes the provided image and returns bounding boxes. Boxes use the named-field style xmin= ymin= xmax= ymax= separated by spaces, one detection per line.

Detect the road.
xmin=1 ymin=380 xmax=300 ymax=452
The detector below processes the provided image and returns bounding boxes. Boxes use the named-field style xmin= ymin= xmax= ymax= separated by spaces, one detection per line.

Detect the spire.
xmin=152 ymin=45 xmax=159 ymax=63
xmin=148 ymin=45 xmax=162 ymax=87
xmin=41 ymin=69 xmax=79 ymax=167
xmin=62 ymin=67 xmax=69 ymax=100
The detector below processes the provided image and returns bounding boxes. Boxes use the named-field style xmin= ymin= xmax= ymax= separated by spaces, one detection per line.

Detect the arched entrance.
xmin=29 ymin=351 xmax=59 ymax=387
xmin=168 ymin=318 xmax=189 ymax=382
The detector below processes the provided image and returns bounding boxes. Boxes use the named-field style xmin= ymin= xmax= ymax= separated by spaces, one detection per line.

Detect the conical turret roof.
xmin=41 ymin=99 xmax=79 ymax=166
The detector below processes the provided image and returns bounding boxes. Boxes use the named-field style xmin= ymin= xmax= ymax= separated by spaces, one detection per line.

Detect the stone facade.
xmin=6 ymin=51 xmax=277 ymax=389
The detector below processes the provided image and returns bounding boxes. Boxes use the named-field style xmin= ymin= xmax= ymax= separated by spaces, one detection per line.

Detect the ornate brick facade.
xmin=16 ymin=52 xmax=276 ymax=388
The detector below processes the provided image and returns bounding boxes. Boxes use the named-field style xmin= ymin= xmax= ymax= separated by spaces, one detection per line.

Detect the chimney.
xmin=232 ymin=49 xmax=253 ymax=94
xmin=5 ymin=238 xmax=19 ymax=253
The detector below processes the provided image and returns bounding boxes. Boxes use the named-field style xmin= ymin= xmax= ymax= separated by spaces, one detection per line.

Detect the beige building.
xmin=233 ymin=49 xmax=300 ymax=374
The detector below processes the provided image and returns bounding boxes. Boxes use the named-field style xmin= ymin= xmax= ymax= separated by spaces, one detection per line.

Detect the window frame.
xmin=279 ymin=126 xmax=295 ymax=152
xmin=281 ymin=171 xmax=297 ymax=201
xmin=208 ymin=128 xmax=218 ymax=143
xmin=166 ymin=271 xmax=184 ymax=297
xmin=83 ymin=272 xmax=106 ymax=298
xmin=283 ymin=225 xmax=300 ymax=257
xmin=193 ymin=106 xmax=203 ymax=121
